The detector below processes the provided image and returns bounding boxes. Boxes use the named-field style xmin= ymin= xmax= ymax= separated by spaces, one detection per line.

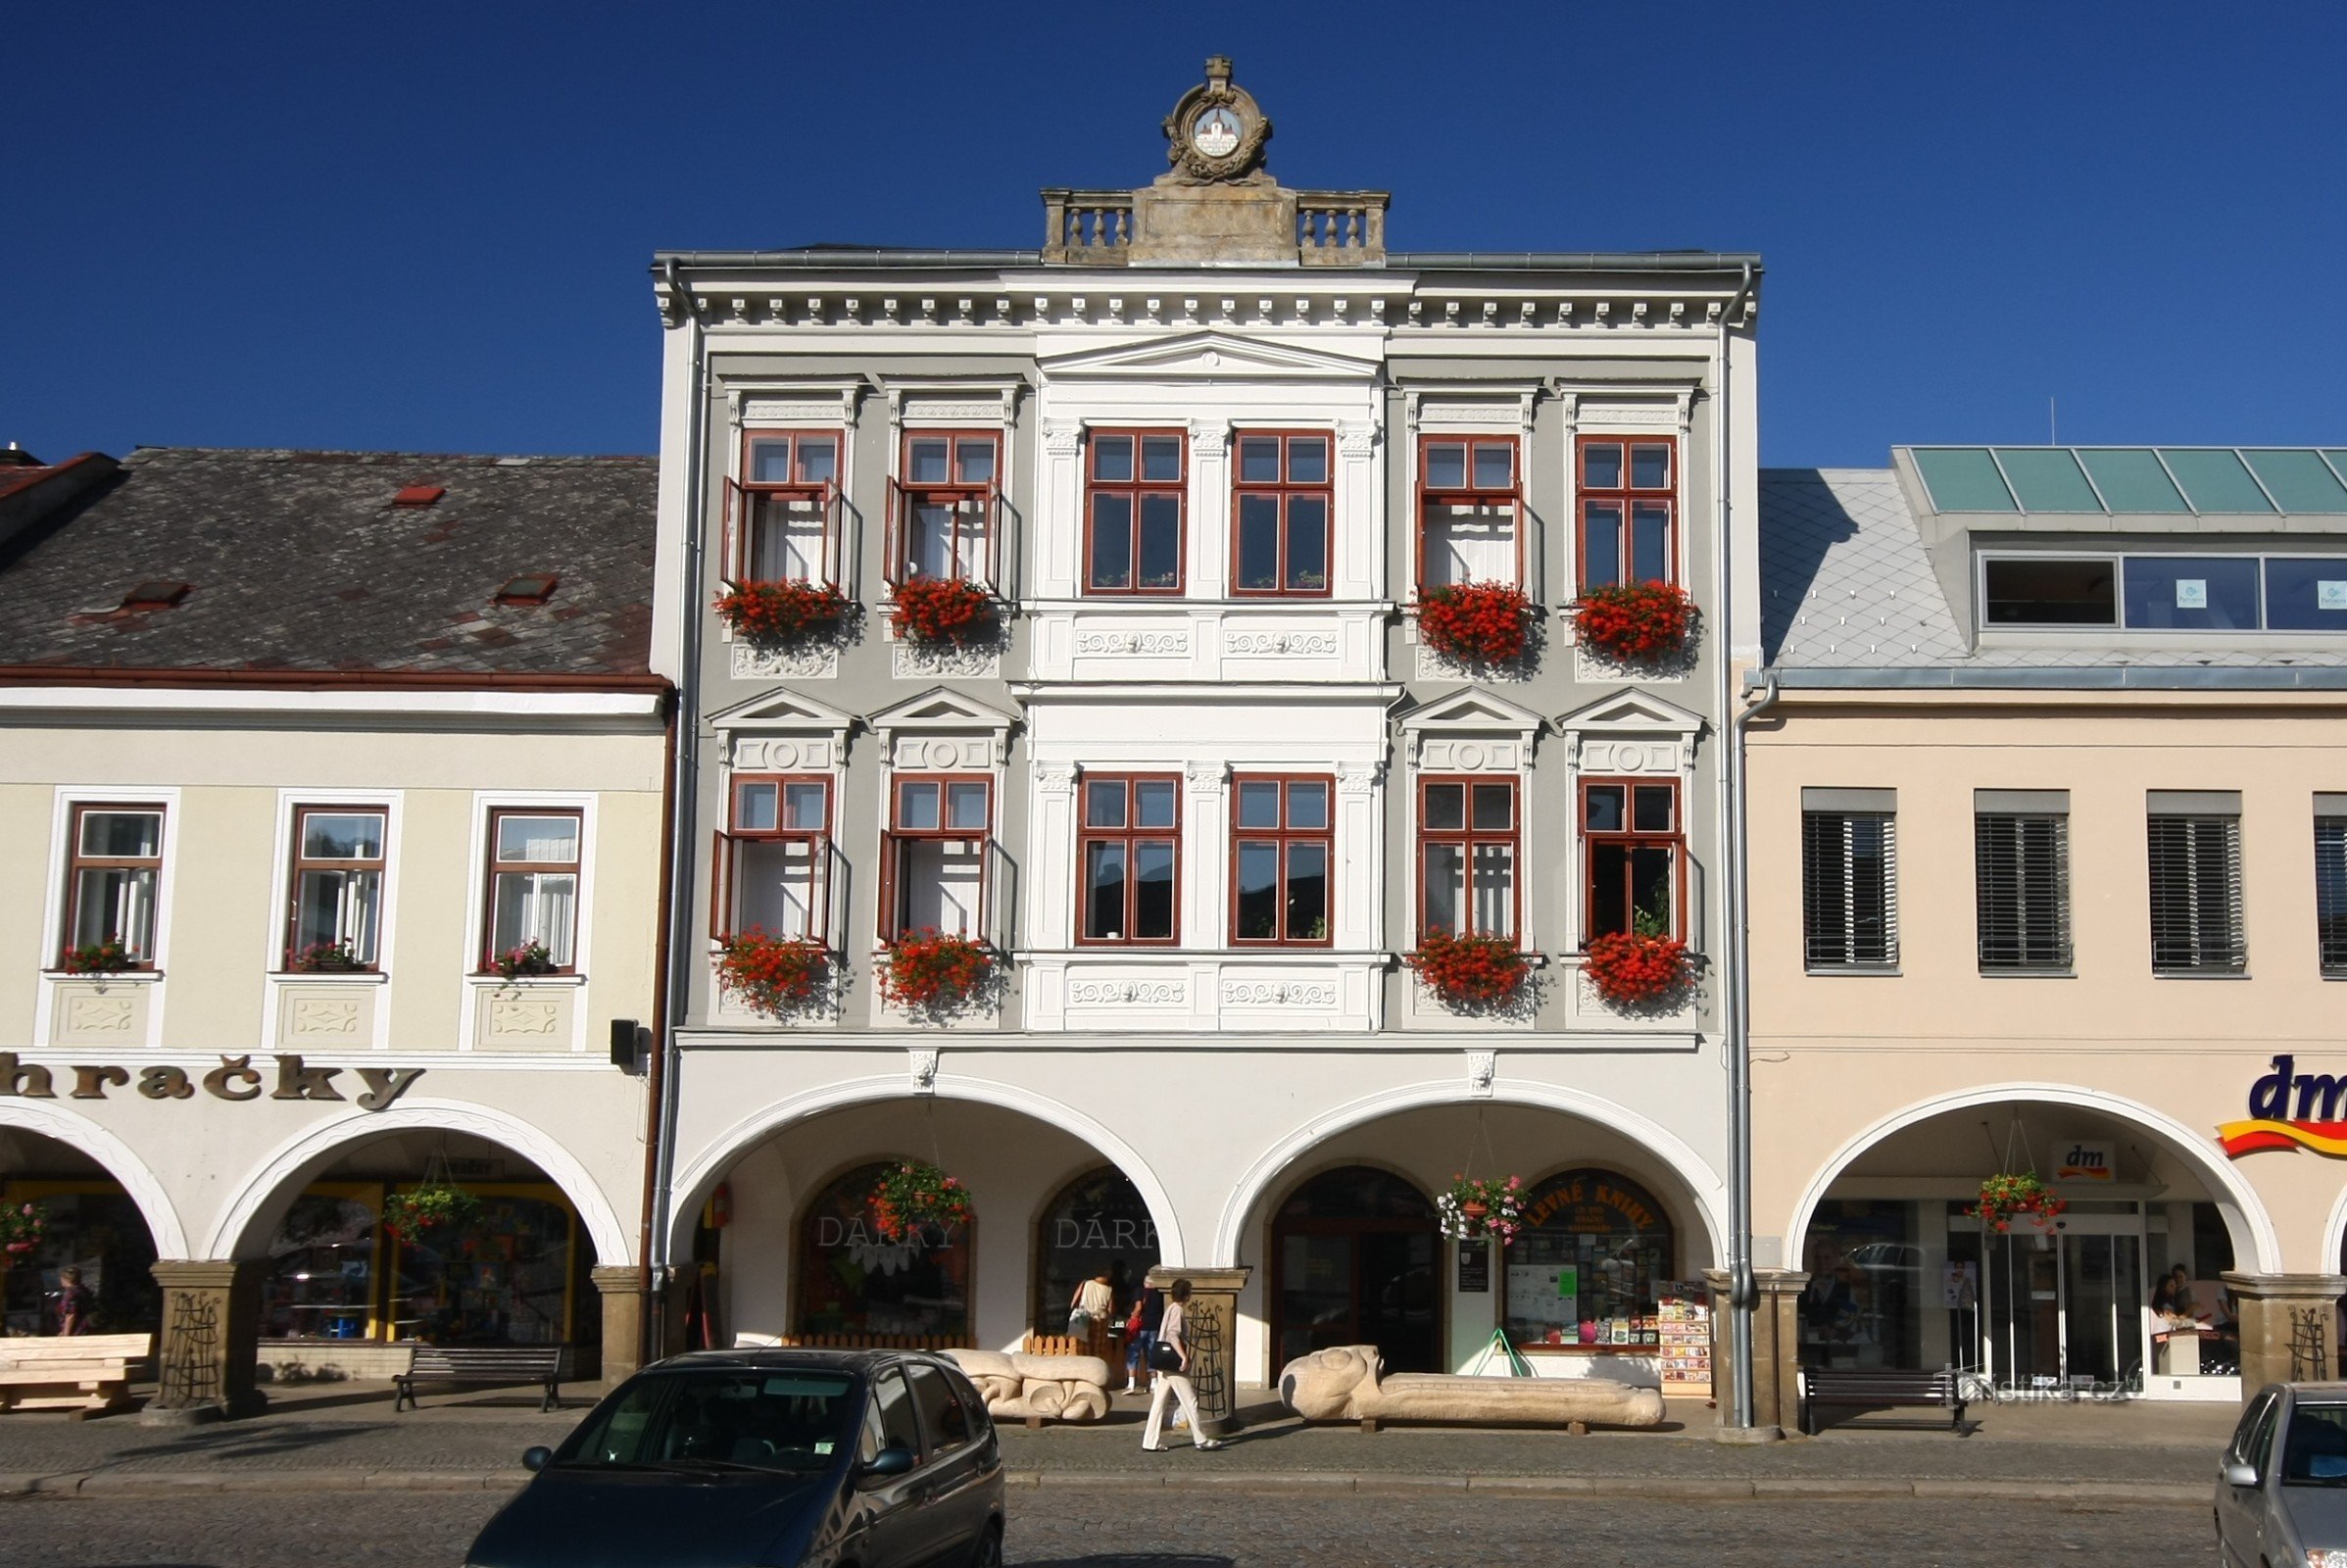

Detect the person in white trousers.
xmin=1141 ymin=1277 xmax=1225 ymax=1451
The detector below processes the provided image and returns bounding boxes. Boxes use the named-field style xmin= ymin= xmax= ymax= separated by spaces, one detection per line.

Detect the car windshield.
xmin=2282 ymin=1403 xmax=2347 ymax=1485
xmin=558 ymin=1370 xmax=860 ymax=1474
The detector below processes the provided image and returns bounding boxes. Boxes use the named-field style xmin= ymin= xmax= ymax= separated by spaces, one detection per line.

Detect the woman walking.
xmin=1141 ymin=1278 xmax=1224 ymax=1452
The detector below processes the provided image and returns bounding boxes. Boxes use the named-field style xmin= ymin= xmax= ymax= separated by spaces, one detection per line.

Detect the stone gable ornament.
xmin=1162 ymin=55 xmax=1273 ymax=185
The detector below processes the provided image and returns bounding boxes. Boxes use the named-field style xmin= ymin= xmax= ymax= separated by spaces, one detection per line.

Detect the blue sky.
xmin=7 ymin=2 xmax=2342 ymax=467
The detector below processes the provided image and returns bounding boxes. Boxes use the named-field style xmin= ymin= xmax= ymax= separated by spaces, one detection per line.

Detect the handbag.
xmin=1149 ymin=1338 xmax=1184 ymax=1373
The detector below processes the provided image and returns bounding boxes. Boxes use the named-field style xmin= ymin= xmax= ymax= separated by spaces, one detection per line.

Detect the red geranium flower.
xmin=1407 ymin=929 xmax=1530 ymax=1006
xmin=714 ymin=580 xmax=851 ymax=643
xmin=714 ymin=928 xmax=833 ymax=1016
xmin=1572 ymin=581 xmax=1695 ymax=662
xmin=879 ymin=928 xmax=996 ymax=1010
xmin=1583 ymin=931 xmax=1693 ymax=1005
xmin=1418 ymin=581 xmax=1532 ymax=664
xmin=890 ymin=577 xmax=996 ymax=646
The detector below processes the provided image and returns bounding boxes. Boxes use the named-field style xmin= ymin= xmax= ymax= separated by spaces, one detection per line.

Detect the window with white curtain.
xmin=286 ymin=807 xmax=386 ymax=967
xmin=485 ymin=809 xmax=581 ymax=970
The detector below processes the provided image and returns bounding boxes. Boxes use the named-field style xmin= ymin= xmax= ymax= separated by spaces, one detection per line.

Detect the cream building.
xmin=0 ymin=447 xmax=666 ymax=1414
xmin=1750 ymin=447 xmax=2347 ymax=1418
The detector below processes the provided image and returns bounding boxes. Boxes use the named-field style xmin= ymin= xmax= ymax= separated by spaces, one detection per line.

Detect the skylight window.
xmin=392 ymin=484 xmax=446 ymax=509
xmin=2076 ymin=450 xmax=2189 ymax=513
xmin=1993 ymin=448 xmax=2100 ymax=512
xmin=2243 ymin=450 xmax=2347 ymax=514
xmin=494 ymin=573 xmax=559 ymax=606
xmin=2159 ymin=450 xmax=2273 ymax=514
xmin=120 ymin=581 xmax=191 ymax=610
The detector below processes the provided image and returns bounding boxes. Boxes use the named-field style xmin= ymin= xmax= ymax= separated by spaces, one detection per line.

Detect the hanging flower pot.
xmin=1418 ymin=581 xmax=1533 ymax=664
xmin=385 ymin=1183 xmax=482 ymax=1245
xmin=1572 ymin=580 xmax=1696 ymax=663
xmin=879 ymin=929 xmax=997 ymax=1011
xmin=890 ymin=578 xmax=996 ymax=646
xmin=1583 ymin=930 xmax=1694 ymax=1006
xmin=869 ymin=1161 xmax=972 ymax=1243
xmin=0 ymin=1201 xmax=46 ymax=1269
xmin=1437 ymin=1175 xmax=1524 ymax=1243
xmin=713 ymin=580 xmax=852 ymax=643
xmin=1975 ymin=1172 xmax=2066 ymax=1234
xmin=715 ymin=929 xmax=833 ymax=1016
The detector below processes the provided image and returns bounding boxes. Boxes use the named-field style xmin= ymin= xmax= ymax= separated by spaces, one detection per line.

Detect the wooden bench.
xmin=1801 ymin=1367 xmax=1966 ymax=1435
xmin=393 ymin=1345 xmax=567 ymax=1412
xmin=0 ymin=1333 xmax=150 ymax=1417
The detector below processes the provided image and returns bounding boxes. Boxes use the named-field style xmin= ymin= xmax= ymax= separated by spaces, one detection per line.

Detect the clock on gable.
xmin=1162 ymin=56 xmax=1272 ymax=184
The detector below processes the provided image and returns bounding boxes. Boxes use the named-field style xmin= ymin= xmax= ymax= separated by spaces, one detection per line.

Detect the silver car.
xmin=2218 ymin=1383 xmax=2347 ymax=1567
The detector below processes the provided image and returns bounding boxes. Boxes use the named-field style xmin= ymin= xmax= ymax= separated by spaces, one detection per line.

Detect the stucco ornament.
xmin=1279 ymin=1345 xmax=1665 ymax=1429
xmin=1161 ymin=56 xmax=1273 ymax=184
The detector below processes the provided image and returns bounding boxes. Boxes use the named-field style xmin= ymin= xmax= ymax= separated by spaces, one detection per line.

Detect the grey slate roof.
xmin=0 ymin=448 xmax=656 ymax=677
xmin=1759 ymin=466 xmax=2347 ymax=676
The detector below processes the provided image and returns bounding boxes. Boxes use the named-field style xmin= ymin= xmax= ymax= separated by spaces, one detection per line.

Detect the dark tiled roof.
xmin=0 ymin=448 xmax=657 ymax=677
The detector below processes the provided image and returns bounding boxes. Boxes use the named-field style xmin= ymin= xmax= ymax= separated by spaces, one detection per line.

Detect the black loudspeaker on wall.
xmin=609 ymin=1018 xmax=647 ymax=1073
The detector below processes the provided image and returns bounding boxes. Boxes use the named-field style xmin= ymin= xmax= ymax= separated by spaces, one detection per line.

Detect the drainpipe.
xmin=646 ymin=257 xmax=710 ymax=1362
xmin=1712 ymin=261 xmax=1760 ymax=1428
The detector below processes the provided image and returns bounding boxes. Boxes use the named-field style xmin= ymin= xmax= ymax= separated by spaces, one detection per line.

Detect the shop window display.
xmin=393 ymin=1190 xmax=576 ymax=1346
xmin=261 ymin=1189 xmax=379 ymax=1340
xmin=0 ymin=1188 xmax=159 ymax=1338
xmin=1031 ymin=1166 xmax=1159 ymax=1340
xmin=1502 ymin=1170 xmax=1672 ymax=1349
xmin=1801 ymin=1200 xmax=1928 ymax=1371
xmin=1272 ymin=1166 xmax=1440 ymax=1374
xmin=796 ymin=1161 xmax=971 ymax=1342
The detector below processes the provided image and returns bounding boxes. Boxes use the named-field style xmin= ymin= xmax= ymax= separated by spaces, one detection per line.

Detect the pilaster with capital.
xmin=1336 ymin=761 xmax=1386 ymax=949
xmin=1338 ymin=416 xmax=1383 ymax=602
xmin=1033 ymin=764 xmax=1080 ymax=947
xmin=1186 ymin=760 xmax=1229 ymax=944
xmin=1190 ymin=420 xmax=1230 ymax=592
xmin=1039 ymin=419 xmax=1085 ymax=599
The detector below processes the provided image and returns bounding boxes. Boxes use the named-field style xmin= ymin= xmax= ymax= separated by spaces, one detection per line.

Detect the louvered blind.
xmin=1976 ymin=813 xmax=2071 ymax=969
xmin=2146 ymin=813 xmax=2245 ymax=973
xmin=2316 ymin=817 xmax=2347 ymax=972
xmin=1801 ymin=811 xmax=1897 ymax=967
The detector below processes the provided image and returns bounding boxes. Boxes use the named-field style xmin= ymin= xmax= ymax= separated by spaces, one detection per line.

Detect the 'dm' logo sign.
xmin=2055 ymin=1142 xmax=2114 ymax=1182
xmin=2218 ymin=1054 xmax=2347 ymax=1157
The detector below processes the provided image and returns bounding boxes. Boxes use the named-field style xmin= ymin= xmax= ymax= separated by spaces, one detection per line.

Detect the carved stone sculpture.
xmin=944 ymin=1348 xmax=1112 ymax=1424
xmin=1279 ymin=1345 xmax=1665 ymax=1429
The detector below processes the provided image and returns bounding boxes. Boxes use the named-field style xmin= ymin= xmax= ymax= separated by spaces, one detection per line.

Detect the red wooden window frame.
xmin=478 ymin=808 xmax=583 ymax=974
xmin=1415 ymin=435 xmax=1523 ymax=595
xmin=709 ymin=775 xmax=833 ymax=948
xmin=1580 ymin=777 xmax=1685 ymax=942
xmin=724 ymin=429 xmax=846 ymax=589
xmin=1076 ymin=773 xmax=1182 ymax=946
xmin=1084 ymin=429 xmax=1186 ymax=596
xmin=879 ymin=773 xmax=996 ymax=943
xmin=1231 ymin=431 xmax=1334 ymax=598
xmin=283 ymin=804 xmax=388 ymax=970
xmin=886 ymin=430 xmax=1002 ymax=592
xmin=1417 ymin=775 xmax=1520 ymax=940
xmin=1229 ymin=774 xmax=1334 ymax=947
xmin=61 ymin=802 xmax=166 ymax=969
xmin=1575 ymin=434 xmax=1677 ymax=590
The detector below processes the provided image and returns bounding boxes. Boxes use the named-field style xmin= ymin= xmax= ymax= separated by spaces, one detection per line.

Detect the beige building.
xmin=1749 ymin=448 xmax=2347 ymax=1418
xmin=0 ymin=447 xmax=666 ymax=1414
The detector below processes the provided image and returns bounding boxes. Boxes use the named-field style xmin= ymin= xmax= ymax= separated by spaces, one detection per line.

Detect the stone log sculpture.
xmin=943 ymin=1348 xmax=1112 ymax=1424
xmin=1279 ymin=1345 xmax=1665 ymax=1430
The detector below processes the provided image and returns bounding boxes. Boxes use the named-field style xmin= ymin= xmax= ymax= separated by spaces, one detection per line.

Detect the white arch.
xmin=0 ymin=1099 xmax=189 ymax=1257
xmin=202 ymin=1099 xmax=632 ymax=1265
xmin=1785 ymin=1082 xmax=2281 ymax=1273
xmin=667 ymin=1073 xmax=1185 ymax=1265
xmin=1210 ymin=1077 xmax=1730 ymax=1267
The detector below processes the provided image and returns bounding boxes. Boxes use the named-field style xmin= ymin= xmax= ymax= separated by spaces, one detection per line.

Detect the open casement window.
xmin=1233 ymin=433 xmax=1332 ymax=597
xmin=1583 ymin=780 xmax=1684 ymax=942
xmin=1231 ymin=776 xmax=1333 ymax=946
xmin=2147 ymin=794 xmax=2245 ymax=975
xmin=1418 ymin=776 xmax=1517 ymax=940
xmin=1085 ymin=430 xmax=1185 ymax=594
xmin=1417 ymin=436 xmax=1522 ymax=593
xmin=724 ymin=431 xmax=845 ymax=588
xmin=711 ymin=777 xmax=835 ymax=947
xmin=880 ymin=775 xmax=996 ymax=942
xmin=62 ymin=805 xmax=165 ymax=966
xmin=484 ymin=810 xmax=582 ymax=972
xmin=887 ymin=431 xmax=1002 ymax=592
xmin=1577 ymin=436 xmax=1677 ymax=590
xmin=1800 ymin=795 xmax=1897 ymax=969
xmin=285 ymin=807 xmax=387 ymax=968
xmin=1078 ymin=775 xmax=1180 ymax=945
xmin=2317 ymin=801 xmax=2347 ymax=974
xmin=1974 ymin=793 xmax=2072 ymax=971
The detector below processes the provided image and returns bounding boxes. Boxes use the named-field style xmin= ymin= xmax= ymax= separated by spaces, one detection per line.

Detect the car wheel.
xmin=967 ymin=1521 xmax=1003 ymax=1568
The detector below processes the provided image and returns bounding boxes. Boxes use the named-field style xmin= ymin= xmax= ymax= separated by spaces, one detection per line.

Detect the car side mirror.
xmin=522 ymin=1446 xmax=554 ymax=1473
xmin=2222 ymin=1460 xmax=2260 ymax=1489
xmin=862 ymin=1446 xmax=916 ymax=1480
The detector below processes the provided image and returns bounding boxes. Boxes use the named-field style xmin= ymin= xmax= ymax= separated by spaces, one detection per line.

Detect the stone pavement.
xmin=0 ymin=1383 xmax=2235 ymax=1503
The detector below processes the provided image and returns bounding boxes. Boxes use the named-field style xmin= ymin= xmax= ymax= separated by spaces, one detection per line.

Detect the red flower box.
xmin=890 ymin=577 xmax=996 ymax=646
xmin=1582 ymin=931 xmax=1693 ymax=1005
xmin=714 ymin=580 xmax=851 ymax=643
xmin=880 ymin=929 xmax=996 ymax=1010
xmin=1407 ymin=930 xmax=1530 ymax=1006
xmin=1572 ymin=581 xmax=1695 ymax=663
xmin=1418 ymin=581 xmax=1532 ymax=664
xmin=714 ymin=928 xmax=833 ymax=1016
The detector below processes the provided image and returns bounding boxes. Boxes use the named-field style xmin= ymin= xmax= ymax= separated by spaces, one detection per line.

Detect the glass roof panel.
xmin=1913 ymin=448 xmax=2017 ymax=513
xmin=2325 ymin=453 xmax=2347 ymax=490
xmin=1994 ymin=448 xmax=2103 ymax=512
xmin=2077 ymin=449 xmax=2189 ymax=513
xmin=2160 ymin=449 xmax=2274 ymax=513
xmin=2238 ymin=451 xmax=2347 ymax=513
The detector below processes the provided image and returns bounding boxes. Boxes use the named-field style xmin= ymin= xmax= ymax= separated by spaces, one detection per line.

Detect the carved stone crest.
xmin=1161 ymin=56 xmax=1273 ymax=185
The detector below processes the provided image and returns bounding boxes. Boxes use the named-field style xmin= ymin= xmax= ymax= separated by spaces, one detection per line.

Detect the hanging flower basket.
xmin=714 ymin=580 xmax=851 ymax=643
xmin=1975 ymin=1172 xmax=2067 ymax=1233
xmin=1407 ymin=930 xmax=1530 ymax=1007
xmin=1437 ymin=1174 xmax=1524 ymax=1243
xmin=890 ymin=577 xmax=996 ymax=646
xmin=869 ymin=1161 xmax=972 ymax=1243
xmin=715 ymin=928 xmax=833 ymax=1016
xmin=0 ymin=1200 xmax=47 ymax=1267
xmin=1583 ymin=931 xmax=1694 ymax=1006
xmin=879 ymin=929 xmax=996 ymax=1011
xmin=1572 ymin=581 xmax=1696 ymax=663
xmin=385 ymin=1184 xmax=482 ymax=1244
xmin=290 ymin=939 xmax=366 ymax=973
xmin=1418 ymin=581 xmax=1533 ymax=664
xmin=493 ymin=940 xmax=554 ymax=982
xmin=59 ymin=936 xmax=132 ymax=975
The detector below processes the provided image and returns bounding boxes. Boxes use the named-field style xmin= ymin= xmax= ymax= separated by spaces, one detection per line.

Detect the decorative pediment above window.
xmin=732 ymin=377 xmax=867 ymax=429
xmin=1555 ymin=690 xmax=1705 ymax=778
xmin=708 ymin=687 xmax=856 ymax=772
xmin=1397 ymin=688 xmax=1544 ymax=771
xmin=1040 ymin=330 xmax=1378 ymax=383
xmin=867 ymin=686 xmax=1019 ymax=770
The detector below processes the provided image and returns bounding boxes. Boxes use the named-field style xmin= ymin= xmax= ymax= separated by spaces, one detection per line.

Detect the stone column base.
xmin=592 ymin=1264 xmax=650 ymax=1383
xmin=1147 ymin=1265 xmax=1250 ymax=1436
xmin=2225 ymin=1271 xmax=2347 ymax=1394
xmin=145 ymin=1260 xmax=269 ymax=1424
xmin=1705 ymin=1268 xmax=1807 ymax=1437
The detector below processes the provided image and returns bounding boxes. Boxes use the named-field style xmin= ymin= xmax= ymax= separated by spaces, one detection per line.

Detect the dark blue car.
xmin=465 ymin=1348 xmax=1005 ymax=1568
